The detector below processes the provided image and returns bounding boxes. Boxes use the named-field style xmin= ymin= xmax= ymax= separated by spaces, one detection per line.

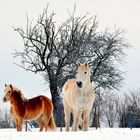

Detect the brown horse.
xmin=63 ymin=63 xmax=95 ymax=131
xmin=3 ymin=84 xmax=56 ymax=131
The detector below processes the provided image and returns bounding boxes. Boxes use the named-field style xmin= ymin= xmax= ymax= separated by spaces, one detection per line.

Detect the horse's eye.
xmin=84 ymin=72 xmax=87 ymax=74
xmin=8 ymin=91 xmax=10 ymax=93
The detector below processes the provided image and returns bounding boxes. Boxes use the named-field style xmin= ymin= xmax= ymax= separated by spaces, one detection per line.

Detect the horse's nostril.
xmin=76 ymin=81 xmax=82 ymax=88
xmin=3 ymin=97 xmax=7 ymax=102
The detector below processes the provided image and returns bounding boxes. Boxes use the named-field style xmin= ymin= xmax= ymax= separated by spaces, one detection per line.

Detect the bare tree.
xmin=0 ymin=108 xmax=14 ymax=128
xmin=13 ymin=7 xmax=130 ymax=125
xmin=100 ymin=94 xmax=119 ymax=127
xmin=116 ymin=97 xmax=127 ymax=127
xmin=117 ymin=90 xmax=140 ymax=128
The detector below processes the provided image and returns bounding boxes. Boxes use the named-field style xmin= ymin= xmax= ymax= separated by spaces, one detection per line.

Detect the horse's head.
xmin=3 ymin=84 xmax=27 ymax=102
xmin=76 ymin=63 xmax=91 ymax=88
xmin=3 ymin=84 xmax=13 ymax=102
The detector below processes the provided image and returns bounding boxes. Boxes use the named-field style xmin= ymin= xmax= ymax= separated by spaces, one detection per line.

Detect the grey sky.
xmin=0 ymin=0 xmax=140 ymax=106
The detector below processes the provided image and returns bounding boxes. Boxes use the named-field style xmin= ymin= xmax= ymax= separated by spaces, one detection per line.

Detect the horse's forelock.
xmin=78 ymin=63 xmax=90 ymax=72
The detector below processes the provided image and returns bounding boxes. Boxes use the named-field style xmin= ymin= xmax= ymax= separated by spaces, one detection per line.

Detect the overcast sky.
xmin=0 ymin=0 xmax=140 ymax=106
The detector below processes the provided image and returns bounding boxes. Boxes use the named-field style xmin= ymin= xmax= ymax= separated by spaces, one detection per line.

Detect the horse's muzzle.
xmin=3 ymin=97 xmax=7 ymax=102
xmin=76 ymin=81 xmax=82 ymax=88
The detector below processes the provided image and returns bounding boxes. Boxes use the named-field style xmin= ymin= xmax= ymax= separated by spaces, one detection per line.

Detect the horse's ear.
xmin=10 ymin=84 xmax=13 ymax=90
xmin=85 ymin=63 xmax=88 ymax=67
xmin=76 ymin=62 xmax=81 ymax=68
xmin=90 ymin=78 xmax=93 ymax=83
xmin=85 ymin=62 xmax=93 ymax=70
xmin=5 ymin=84 xmax=7 ymax=87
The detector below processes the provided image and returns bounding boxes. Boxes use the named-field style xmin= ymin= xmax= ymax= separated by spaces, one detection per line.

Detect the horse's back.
xmin=27 ymin=95 xmax=43 ymax=107
xmin=28 ymin=95 xmax=53 ymax=109
xmin=25 ymin=95 xmax=53 ymax=119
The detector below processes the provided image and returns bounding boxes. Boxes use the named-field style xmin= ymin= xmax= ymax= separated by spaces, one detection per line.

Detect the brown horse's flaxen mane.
xmin=11 ymin=86 xmax=28 ymax=102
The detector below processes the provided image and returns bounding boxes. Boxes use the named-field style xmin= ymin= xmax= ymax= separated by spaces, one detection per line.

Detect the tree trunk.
xmin=92 ymin=106 xmax=100 ymax=128
xmin=50 ymin=82 xmax=64 ymax=127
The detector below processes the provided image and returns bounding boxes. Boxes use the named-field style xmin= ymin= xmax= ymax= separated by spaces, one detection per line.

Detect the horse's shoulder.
xmin=64 ymin=79 xmax=76 ymax=90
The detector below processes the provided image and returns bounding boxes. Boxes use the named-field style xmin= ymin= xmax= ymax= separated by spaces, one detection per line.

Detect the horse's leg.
xmin=83 ymin=110 xmax=90 ymax=131
xmin=14 ymin=119 xmax=19 ymax=131
xmin=40 ymin=113 xmax=50 ymax=131
xmin=10 ymin=108 xmax=17 ymax=130
xmin=72 ymin=110 xmax=83 ymax=131
xmin=44 ymin=115 xmax=50 ymax=131
xmin=14 ymin=118 xmax=20 ymax=131
xmin=18 ymin=119 xmax=23 ymax=131
xmin=36 ymin=116 xmax=44 ymax=131
xmin=44 ymin=108 xmax=55 ymax=131
xmin=78 ymin=116 xmax=83 ymax=130
xmin=15 ymin=119 xmax=23 ymax=131
xmin=64 ymin=103 xmax=71 ymax=131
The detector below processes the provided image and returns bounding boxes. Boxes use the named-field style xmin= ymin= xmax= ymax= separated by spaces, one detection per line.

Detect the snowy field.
xmin=0 ymin=128 xmax=140 ymax=140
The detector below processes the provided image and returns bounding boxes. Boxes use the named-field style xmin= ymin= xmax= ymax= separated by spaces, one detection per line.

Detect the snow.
xmin=0 ymin=128 xmax=140 ymax=140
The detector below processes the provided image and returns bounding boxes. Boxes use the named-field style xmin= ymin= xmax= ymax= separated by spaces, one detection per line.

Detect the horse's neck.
xmin=82 ymin=80 xmax=93 ymax=94
xmin=10 ymin=92 xmax=24 ymax=107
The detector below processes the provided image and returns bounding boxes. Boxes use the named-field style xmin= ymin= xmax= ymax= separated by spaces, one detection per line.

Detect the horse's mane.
xmin=11 ymin=85 xmax=28 ymax=102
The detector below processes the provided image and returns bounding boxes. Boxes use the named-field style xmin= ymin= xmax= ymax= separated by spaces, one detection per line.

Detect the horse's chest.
xmin=11 ymin=104 xmax=26 ymax=118
xmin=75 ymin=90 xmax=93 ymax=109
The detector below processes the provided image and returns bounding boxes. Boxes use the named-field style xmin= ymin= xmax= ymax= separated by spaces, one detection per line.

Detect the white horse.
xmin=63 ymin=63 xmax=95 ymax=131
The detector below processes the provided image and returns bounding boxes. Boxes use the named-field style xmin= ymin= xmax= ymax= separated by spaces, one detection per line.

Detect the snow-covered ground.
xmin=0 ymin=128 xmax=140 ymax=140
